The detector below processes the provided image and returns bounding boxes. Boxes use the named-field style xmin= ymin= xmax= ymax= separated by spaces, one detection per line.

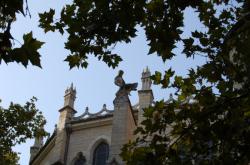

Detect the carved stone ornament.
xmin=113 ymin=70 xmax=138 ymax=104
xmin=71 ymin=152 xmax=86 ymax=165
xmin=72 ymin=105 xmax=113 ymax=121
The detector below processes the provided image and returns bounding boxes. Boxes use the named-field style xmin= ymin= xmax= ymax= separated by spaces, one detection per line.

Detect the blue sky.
xmin=0 ymin=1 xmax=205 ymax=164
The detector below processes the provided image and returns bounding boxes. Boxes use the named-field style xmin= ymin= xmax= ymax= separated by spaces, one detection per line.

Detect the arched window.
xmin=93 ymin=142 xmax=109 ymax=165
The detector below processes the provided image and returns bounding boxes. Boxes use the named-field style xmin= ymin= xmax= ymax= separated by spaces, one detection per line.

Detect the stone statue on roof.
xmin=114 ymin=70 xmax=138 ymax=97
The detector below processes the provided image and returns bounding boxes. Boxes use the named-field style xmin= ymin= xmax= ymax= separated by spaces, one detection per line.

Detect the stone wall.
xmin=31 ymin=137 xmax=57 ymax=165
xmin=67 ymin=118 xmax=112 ymax=165
xmin=39 ymin=147 xmax=57 ymax=165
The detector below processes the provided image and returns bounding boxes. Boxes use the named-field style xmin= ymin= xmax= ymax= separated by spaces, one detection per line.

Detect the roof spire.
xmin=85 ymin=106 xmax=89 ymax=113
xmin=141 ymin=67 xmax=151 ymax=90
xmin=64 ymin=83 xmax=76 ymax=108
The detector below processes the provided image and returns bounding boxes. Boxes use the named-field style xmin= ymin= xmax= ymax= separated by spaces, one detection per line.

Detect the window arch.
xmin=93 ymin=142 xmax=109 ymax=165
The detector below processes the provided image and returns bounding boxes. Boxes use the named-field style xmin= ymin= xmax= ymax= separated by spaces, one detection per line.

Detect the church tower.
xmin=28 ymin=70 xmax=155 ymax=165
xmin=57 ymin=83 xmax=76 ymax=131
xmin=54 ymin=83 xmax=77 ymax=164
xmin=138 ymin=67 xmax=154 ymax=125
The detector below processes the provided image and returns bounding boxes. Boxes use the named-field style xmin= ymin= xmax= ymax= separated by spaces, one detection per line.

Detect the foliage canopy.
xmin=0 ymin=97 xmax=46 ymax=164
xmin=0 ymin=1 xmax=46 ymax=164
xmin=38 ymin=0 xmax=250 ymax=164
xmin=0 ymin=0 xmax=44 ymax=67
xmin=1 ymin=0 xmax=250 ymax=164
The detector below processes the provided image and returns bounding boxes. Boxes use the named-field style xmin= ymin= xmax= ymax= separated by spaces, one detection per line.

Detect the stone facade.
xmin=29 ymin=68 xmax=153 ymax=165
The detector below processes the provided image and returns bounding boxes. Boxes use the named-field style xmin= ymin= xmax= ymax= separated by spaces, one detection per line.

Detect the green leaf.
xmin=151 ymin=71 xmax=162 ymax=84
xmin=64 ymin=55 xmax=81 ymax=69
xmin=161 ymin=68 xmax=175 ymax=88
xmin=39 ymin=9 xmax=56 ymax=33
xmin=23 ymin=32 xmax=44 ymax=67
xmin=191 ymin=31 xmax=204 ymax=38
xmin=199 ymin=37 xmax=208 ymax=47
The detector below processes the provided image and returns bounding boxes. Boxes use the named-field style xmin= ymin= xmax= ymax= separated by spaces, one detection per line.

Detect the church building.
xmin=29 ymin=68 xmax=154 ymax=165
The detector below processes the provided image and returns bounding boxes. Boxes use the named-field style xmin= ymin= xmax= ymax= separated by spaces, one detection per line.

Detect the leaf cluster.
xmin=38 ymin=0 xmax=198 ymax=68
xmin=0 ymin=0 xmax=44 ymax=67
xmin=108 ymin=1 xmax=250 ymax=164
xmin=0 ymin=97 xmax=47 ymax=164
xmin=38 ymin=0 xmax=250 ymax=164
